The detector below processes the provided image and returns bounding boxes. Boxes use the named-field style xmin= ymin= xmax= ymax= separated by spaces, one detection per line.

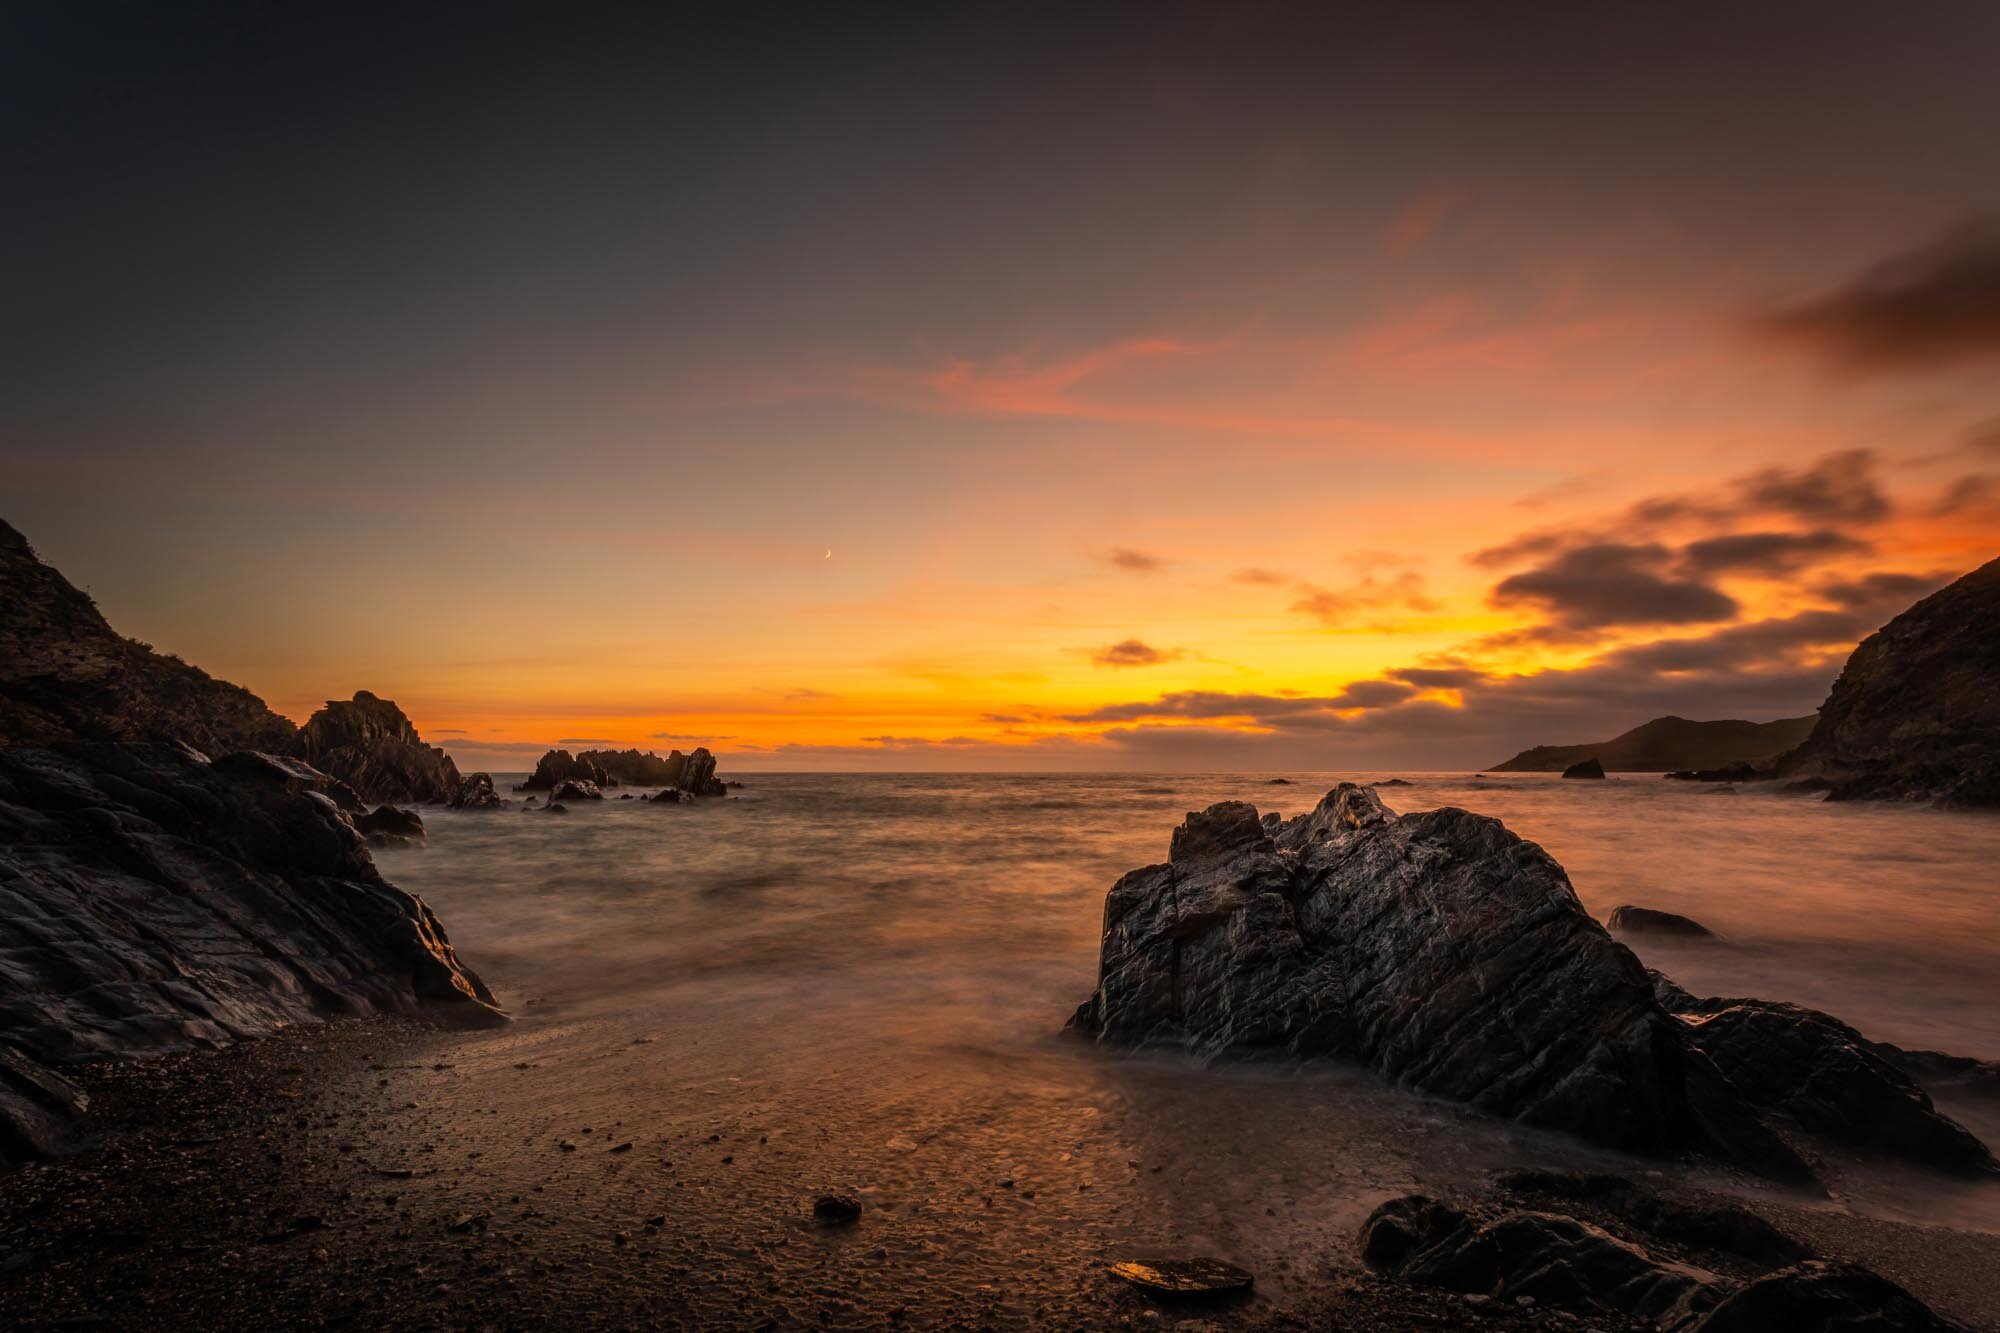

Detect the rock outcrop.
xmin=0 ymin=520 xmax=505 ymax=1169
xmin=1070 ymin=784 xmax=1997 ymax=1183
xmin=295 ymin=691 xmax=462 ymax=806
xmin=1360 ymin=1177 xmax=1956 ymax=1330
xmin=1490 ymin=715 xmax=1816 ymax=774
xmin=1562 ymin=757 xmax=1607 ymax=779
xmin=518 ymin=749 xmax=612 ymax=792
xmin=0 ymin=521 xmax=298 ymax=754
xmin=1652 ymin=974 xmax=1995 ymax=1177
xmin=448 ymin=772 xmax=507 ymax=809
xmin=548 ymin=778 xmax=604 ymax=802
xmin=1774 ymin=556 xmax=2000 ymax=806
xmin=354 ymin=804 xmax=426 ymax=846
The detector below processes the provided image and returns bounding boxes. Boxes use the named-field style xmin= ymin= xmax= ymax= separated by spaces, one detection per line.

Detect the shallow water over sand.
xmin=370 ymin=772 xmax=2000 ymax=1322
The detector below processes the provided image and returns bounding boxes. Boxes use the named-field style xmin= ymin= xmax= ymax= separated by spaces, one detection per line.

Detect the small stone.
xmin=812 ymin=1194 xmax=863 ymax=1225
xmin=1108 ymin=1258 xmax=1254 ymax=1297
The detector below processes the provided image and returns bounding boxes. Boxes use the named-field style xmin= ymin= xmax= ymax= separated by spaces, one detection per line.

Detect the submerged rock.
xmin=1068 ymin=784 xmax=2000 ymax=1182
xmin=295 ymin=691 xmax=462 ymax=805
xmin=449 ymin=771 xmax=506 ymax=809
xmin=811 ymin=1194 xmax=862 ymax=1224
xmin=1608 ymin=906 xmax=1718 ymax=940
xmin=1694 ymin=1261 xmax=1963 ymax=1331
xmin=548 ymin=778 xmax=603 ymax=802
xmin=1561 ymin=757 xmax=1607 ymax=779
xmin=1773 ymin=556 xmax=2000 ymax=807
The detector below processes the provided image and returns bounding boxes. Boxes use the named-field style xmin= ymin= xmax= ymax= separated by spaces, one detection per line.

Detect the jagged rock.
xmin=1360 ymin=1192 xmax=1952 ymax=1330
xmin=649 ymin=789 xmax=693 ymax=806
xmin=1562 ymin=757 xmax=1607 ymax=779
xmin=675 ymin=746 xmax=724 ymax=797
xmin=1774 ymin=556 xmax=2000 ymax=807
xmin=1666 ymin=762 xmax=1765 ymax=783
xmin=576 ymin=748 xmax=684 ymax=786
xmin=1491 ymin=1171 xmax=1810 ymax=1266
xmin=1653 ymin=974 xmax=1995 ymax=1176
xmin=1693 ymin=1262 xmax=1961 ymax=1332
xmin=355 ymin=805 xmax=426 ymax=846
xmin=0 ymin=520 xmax=299 ymax=754
xmin=449 ymin=772 xmax=506 ymax=809
xmin=1608 ymin=906 xmax=1718 ymax=940
xmin=548 ymin=779 xmax=603 ymax=802
xmin=295 ymin=691 xmax=462 ymax=805
xmin=0 ymin=742 xmax=504 ymax=1169
xmin=1360 ymin=1195 xmax=1722 ymax=1323
xmin=1069 ymin=785 xmax=1816 ymax=1180
xmin=518 ymin=750 xmax=611 ymax=792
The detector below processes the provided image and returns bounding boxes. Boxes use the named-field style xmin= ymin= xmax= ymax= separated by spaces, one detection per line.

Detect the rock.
xmin=1492 ymin=715 xmax=1816 ymax=775
xmin=1773 ymin=557 xmax=2000 ymax=806
xmin=648 ymin=789 xmax=693 ymax=806
xmin=547 ymin=779 xmax=603 ymax=803
xmin=1690 ymin=1261 xmax=1961 ymax=1332
xmin=1069 ymin=785 xmax=1834 ymax=1182
xmin=1266 ymin=777 xmax=1292 ymax=785
xmin=1607 ymin=906 xmax=1718 ymax=940
xmin=617 ymin=793 xmax=633 ymax=800
xmin=0 ymin=520 xmax=300 ymax=755
xmin=354 ymin=805 xmax=426 ymax=846
xmin=1360 ymin=1192 xmax=1950 ymax=1330
xmin=1372 ymin=777 xmax=1413 ymax=787
xmin=448 ymin=772 xmax=506 ymax=809
xmin=1561 ymin=757 xmax=1606 ymax=779
xmin=544 ymin=802 xmax=568 ymax=814
xmin=1491 ymin=1171 xmax=1810 ymax=1266
xmin=1652 ymin=974 xmax=1996 ymax=1176
xmin=1107 ymin=1257 xmax=1253 ymax=1297
xmin=517 ymin=749 xmax=612 ymax=792
xmin=576 ymin=748 xmax=683 ymax=786
xmin=295 ymin=691 xmax=462 ymax=806
xmin=1666 ymin=762 xmax=1766 ymax=783
xmin=812 ymin=1194 xmax=862 ymax=1224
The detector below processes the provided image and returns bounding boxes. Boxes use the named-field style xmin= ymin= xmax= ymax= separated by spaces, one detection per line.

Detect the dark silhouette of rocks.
xmin=449 ymin=772 xmax=507 ymax=809
xmin=586 ymin=746 xmax=727 ymax=797
xmin=0 ymin=521 xmax=298 ymax=754
xmin=548 ymin=778 xmax=604 ymax=803
xmin=1773 ymin=555 xmax=2000 ymax=806
xmin=1652 ymin=973 xmax=1995 ymax=1177
xmin=1491 ymin=715 xmax=1816 ymax=774
xmin=1360 ymin=1181 xmax=1953 ymax=1329
xmin=518 ymin=749 xmax=612 ymax=792
xmin=354 ymin=805 xmax=426 ymax=846
xmin=1067 ymin=785 xmax=1819 ymax=1182
xmin=1666 ymin=762 xmax=1765 ymax=783
xmin=0 ymin=522 xmax=504 ymax=1168
xmin=1609 ymin=906 xmax=1718 ymax=940
xmin=1562 ymin=757 xmax=1607 ymax=779
xmin=296 ymin=691 xmax=463 ymax=805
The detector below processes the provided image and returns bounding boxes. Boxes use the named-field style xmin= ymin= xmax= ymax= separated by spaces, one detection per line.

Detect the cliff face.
xmin=297 ymin=691 xmax=464 ymax=805
xmin=1489 ymin=715 xmax=1816 ymax=774
xmin=0 ymin=520 xmax=505 ymax=1169
xmin=0 ymin=521 xmax=298 ymax=755
xmin=1777 ymin=556 xmax=2000 ymax=806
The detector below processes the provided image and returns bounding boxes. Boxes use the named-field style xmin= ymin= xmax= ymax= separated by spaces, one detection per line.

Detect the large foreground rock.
xmin=295 ymin=690 xmax=462 ymax=805
xmin=1775 ymin=556 xmax=2000 ymax=806
xmin=1069 ymin=784 xmax=1997 ymax=1183
xmin=0 ymin=742 xmax=503 ymax=1168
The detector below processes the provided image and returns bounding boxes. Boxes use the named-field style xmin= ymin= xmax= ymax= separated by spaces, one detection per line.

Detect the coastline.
xmin=4 ymin=1016 xmax=1997 ymax=1330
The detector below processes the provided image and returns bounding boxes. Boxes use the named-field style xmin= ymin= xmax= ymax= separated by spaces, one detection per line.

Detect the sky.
xmin=5 ymin=1 xmax=1999 ymax=771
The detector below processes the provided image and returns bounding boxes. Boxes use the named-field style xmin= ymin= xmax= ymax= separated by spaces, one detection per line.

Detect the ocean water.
xmin=368 ymin=772 xmax=2000 ymax=1320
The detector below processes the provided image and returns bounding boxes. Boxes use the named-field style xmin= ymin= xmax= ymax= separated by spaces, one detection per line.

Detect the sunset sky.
xmin=7 ymin=2 xmax=1999 ymax=770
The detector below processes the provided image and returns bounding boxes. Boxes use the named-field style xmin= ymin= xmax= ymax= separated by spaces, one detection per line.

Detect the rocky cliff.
xmin=1489 ymin=715 xmax=1816 ymax=774
xmin=1775 ymin=555 xmax=2000 ymax=806
xmin=296 ymin=690 xmax=463 ymax=805
xmin=1070 ymin=784 xmax=1993 ymax=1185
xmin=0 ymin=522 xmax=504 ymax=1168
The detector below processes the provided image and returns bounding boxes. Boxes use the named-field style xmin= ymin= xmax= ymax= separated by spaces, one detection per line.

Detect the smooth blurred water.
xmin=363 ymin=771 xmax=2000 ymax=1312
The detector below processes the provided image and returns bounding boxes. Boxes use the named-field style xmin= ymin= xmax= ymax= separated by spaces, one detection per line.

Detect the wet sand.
xmin=3 ymin=1016 xmax=1997 ymax=1330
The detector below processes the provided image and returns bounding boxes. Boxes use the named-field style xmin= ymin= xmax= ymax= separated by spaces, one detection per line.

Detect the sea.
xmin=371 ymin=772 xmax=2000 ymax=1322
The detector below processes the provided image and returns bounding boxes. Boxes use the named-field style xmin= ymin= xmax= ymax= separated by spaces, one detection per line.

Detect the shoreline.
xmin=4 ymin=1017 xmax=1998 ymax=1330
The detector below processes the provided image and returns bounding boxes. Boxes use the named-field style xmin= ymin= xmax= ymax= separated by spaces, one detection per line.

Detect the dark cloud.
xmin=1105 ymin=547 xmax=1168 ymax=574
xmin=1679 ymin=529 xmax=1869 ymax=575
xmin=1813 ymin=570 xmax=1950 ymax=611
xmin=1229 ymin=567 xmax=1288 ymax=585
xmin=1489 ymin=543 xmax=1738 ymax=628
xmin=1968 ymin=417 xmax=2000 ymax=456
xmin=1735 ymin=450 xmax=1889 ymax=525
xmin=1091 ymin=639 xmax=1183 ymax=668
xmin=650 ymin=731 xmax=736 ymax=740
xmin=1755 ymin=217 xmax=2000 ymax=374
xmin=1933 ymin=473 xmax=1999 ymax=518
xmin=980 ymin=712 xmax=1027 ymax=724
xmin=556 ymin=737 xmax=619 ymax=745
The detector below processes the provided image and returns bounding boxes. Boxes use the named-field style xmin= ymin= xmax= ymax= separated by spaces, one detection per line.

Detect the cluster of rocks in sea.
xmin=1069 ymin=782 xmax=1997 ymax=1189
xmin=515 ymin=746 xmax=726 ymax=801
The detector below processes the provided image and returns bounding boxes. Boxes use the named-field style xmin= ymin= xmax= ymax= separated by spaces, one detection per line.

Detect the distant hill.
xmin=1488 ymin=714 xmax=1817 ymax=773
